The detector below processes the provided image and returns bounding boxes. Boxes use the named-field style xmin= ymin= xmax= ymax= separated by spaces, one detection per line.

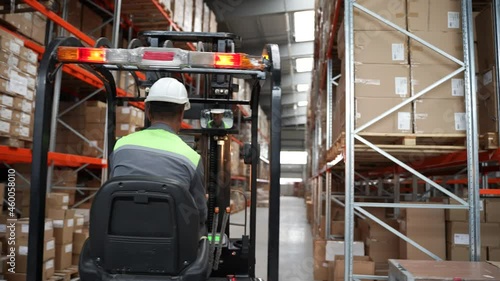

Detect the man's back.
xmin=109 ymin=123 xmax=207 ymax=233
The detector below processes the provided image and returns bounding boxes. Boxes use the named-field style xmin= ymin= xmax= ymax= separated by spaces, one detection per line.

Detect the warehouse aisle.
xmin=230 ymin=197 xmax=314 ymax=281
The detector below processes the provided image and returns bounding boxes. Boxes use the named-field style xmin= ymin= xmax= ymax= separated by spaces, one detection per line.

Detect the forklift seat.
xmin=78 ymin=176 xmax=211 ymax=281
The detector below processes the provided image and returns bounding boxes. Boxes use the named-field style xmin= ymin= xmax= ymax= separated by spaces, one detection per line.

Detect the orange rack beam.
xmin=0 ymin=146 xmax=106 ymax=168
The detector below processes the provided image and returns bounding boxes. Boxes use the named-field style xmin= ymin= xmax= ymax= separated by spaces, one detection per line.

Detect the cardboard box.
xmin=353 ymin=31 xmax=408 ymax=64
xmin=19 ymin=47 xmax=37 ymax=64
xmin=354 ymin=64 xmax=411 ymax=98
xmin=116 ymin=123 xmax=137 ymax=137
xmin=409 ymin=32 xmax=463 ymax=65
xmin=410 ymin=64 xmax=464 ymax=99
xmin=0 ymin=31 xmax=23 ymax=55
xmin=73 ymin=231 xmax=88 ymax=255
xmin=47 ymin=209 xmax=75 ymax=245
xmin=325 ymin=240 xmax=365 ymax=262
xmin=413 ymin=98 xmax=465 ymax=134
xmin=15 ymin=219 xmax=54 ymax=241
xmin=328 ymin=256 xmax=375 ymax=281
xmin=447 ymin=244 xmax=487 ymax=261
xmin=0 ymin=52 xmax=19 ymax=67
xmin=183 ymin=0 xmax=193 ymax=32
xmin=83 ymin=140 xmax=104 ymax=157
xmin=365 ymin=238 xmax=399 ymax=263
xmin=353 ymin=0 xmax=406 ymax=31
xmin=445 ymin=198 xmax=485 ymax=223
xmin=174 ymin=0 xmax=185 ymax=27
xmin=475 ymin=5 xmax=494 ymax=73
xmin=478 ymin=68 xmax=498 ymax=134
xmin=356 ymin=97 xmax=412 ymax=133
xmin=46 ymin=193 xmax=70 ymax=209
xmin=485 ymin=198 xmax=500 ymax=223
xmin=16 ymin=238 xmax=55 ymax=267
xmin=447 ymin=221 xmax=500 ymax=247
xmin=55 ymin=243 xmax=73 ymax=270
xmin=388 ymin=260 xmax=500 ymax=280
xmin=489 ymin=247 xmax=500 ymax=261
xmin=72 ymin=254 xmax=80 ymax=266
xmin=17 ymin=60 xmax=37 ymax=77
xmin=84 ymin=122 xmax=105 ymax=140
xmin=408 ymin=0 xmax=461 ymax=32
xmin=31 ymin=13 xmax=47 ymax=45
xmin=74 ymin=214 xmax=85 ymax=231
xmin=313 ymin=239 xmax=328 ymax=281
xmin=399 ymin=208 xmax=446 ymax=260
xmin=84 ymin=101 xmax=106 ymax=123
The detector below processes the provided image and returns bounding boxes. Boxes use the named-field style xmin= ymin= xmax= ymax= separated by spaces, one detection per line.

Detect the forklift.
xmin=26 ymin=32 xmax=282 ymax=281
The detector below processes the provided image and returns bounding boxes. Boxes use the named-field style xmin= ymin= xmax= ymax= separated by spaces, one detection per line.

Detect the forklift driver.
xmin=109 ymin=77 xmax=208 ymax=237
xmin=207 ymin=109 xmax=229 ymax=129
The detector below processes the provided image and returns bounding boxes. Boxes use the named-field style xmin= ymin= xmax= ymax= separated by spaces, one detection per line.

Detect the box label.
xmin=46 ymin=240 xmax=54 ymax=250
xmin=120 ymin=124 xmax=129 ymax=130
xmin=20 ymin=113 xmax=30 ymax=125
xmin=395 ymin=77 xmax=408 ymax=97
xmin=77 ymin=218 xmax=84 ymax=226
xmin=0 ymin=120 xmax=10 ymax=133
xmin=0 ymin=224 xmax=6 ymax=232
xmin=67 ymin=218 xmax=74 ymax=227
xmin=22 ymin=224 xmax=29 ymax=233
xmin=27 ymin=64 xmax=37 ymax=76
xmin=392 ymin=43 xmax=405 ymax=61
xmin=8 ymin=72 xmax=28 ymax=97
xmin=1 ymin=108 xmax=12 ymax=120
xmin=63 ymin=195 xmax=69 ymax=203
xmin=45 ymin=221 xmax=53 ymax=230
xmin=26 ymin=89 xmax=34 ymax=100
xmin=74 ymin=229 xmax=82 ymax=234
xmin=8 ymin=56 xmax=19 ymax=67
xmin=18 ymin=246 xmax=28 ymax=255
xmin=46 ymin=259 xmax=54 ymax=270
xmin=398 ymin=112 xmax=411 ymax=131
xmin=451 ymin=79 xmax=464 ymax=97
xmin=121 ymin=107 xmax=131 ymax=114
xmin=9 ymin=42 xmax=21 ymax=54
xmin=455 ymin=113 xmax=466 ymax=131
xmin=454 ymin=233 xmax=470 ymax=245
xmin=2 ymin=95 xmax=13 ymax=107
xmin=65 ymin=244 xmax=73 ymax=253
xmin=448 ymin=12 xmax=460 ymax=29
xmin=53 ymin=219 xmax=64 ymax=228
xmin=483 ymin=70 xmax=493 ymax=86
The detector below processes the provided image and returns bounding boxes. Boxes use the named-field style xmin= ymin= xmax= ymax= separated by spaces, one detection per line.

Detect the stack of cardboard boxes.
xmin=115 ymin=106 xmax=144 ymax=138
xmin=71 ymin=213 xmax=88 ymax=266
xmin=446 ymin=198 xmax=500 ymax=261
xmin=46 ymin=193 xmax=75 ymax=272
xmin=1 ymin=10 xmax=47 ymax=45
xmin=5 ymin=218 xmax=55 ymax=281
xmin=335 ymin=0 xmax=466 ymax=140
xmin=0 ymin=30 xmax=37 ymax=147
xmin=56 ymin=102 xmax=86 ymax=155
xmin=475 ymin=5 xmax=499 ymax=137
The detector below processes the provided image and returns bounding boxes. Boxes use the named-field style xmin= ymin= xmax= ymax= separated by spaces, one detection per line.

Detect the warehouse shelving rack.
xmin=0 ymin=0 xmax=273 ymax=208
xmin=306 ymin=0 xmax=500 ymax=280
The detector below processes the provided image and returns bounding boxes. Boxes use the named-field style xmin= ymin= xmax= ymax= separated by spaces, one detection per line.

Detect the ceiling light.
xmin=293 ymin=10 xmax=315 ymax=42
xmin=297 ymin=101 xmax=308 ymax=107
xmin=297 ymin=84 xmax=310 ymax=92
xmin=295 ymin=57 xmax=313 ymax=72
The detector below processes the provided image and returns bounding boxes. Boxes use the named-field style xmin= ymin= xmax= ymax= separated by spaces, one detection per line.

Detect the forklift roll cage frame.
xmin=26 ymin=32 xmax=282 ymax=281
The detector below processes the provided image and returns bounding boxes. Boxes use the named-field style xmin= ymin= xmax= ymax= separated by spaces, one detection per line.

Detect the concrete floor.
xmin=230 ymin=196 xmax=314 ymax=281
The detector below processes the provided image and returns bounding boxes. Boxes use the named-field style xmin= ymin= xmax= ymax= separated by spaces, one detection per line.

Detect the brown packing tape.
xmin=408 ymin=12 xmax=419 ymax=17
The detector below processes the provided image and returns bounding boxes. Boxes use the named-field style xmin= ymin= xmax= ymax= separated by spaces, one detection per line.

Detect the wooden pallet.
xmin=0 ymin=136 xmax=25 ymax=148
xmin=325 ymin=132 xmax=467 ymax=165
xmin=54 ymin=266 xmax=79 ymax=281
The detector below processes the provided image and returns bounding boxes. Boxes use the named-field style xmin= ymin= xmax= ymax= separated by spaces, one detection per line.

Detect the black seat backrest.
xmin=89 ymin=176 xmax=200 ymax=275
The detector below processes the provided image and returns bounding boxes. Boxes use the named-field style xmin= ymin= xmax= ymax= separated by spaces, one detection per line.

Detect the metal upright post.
xmin=394 ymin=173 xmax=400 ymax=219
xmin=327 ymin=59 xmax=333 ymax=149
xmin=111 ymin=0 xmax=122 ymax=49
xmin=46 ymin=0 xmax=68 ymax=192
xmin=412 ymin=176 xmax=418 ymax=201
xmin=325 ymin=171 xmax=332 ymax=239
xmin=493 ymin=0 xmax=500 ymax=137
xmin=462 ymin=0 xmax=481 ymax=261
xmin=344 ymin=0 xmax=355 ymax=279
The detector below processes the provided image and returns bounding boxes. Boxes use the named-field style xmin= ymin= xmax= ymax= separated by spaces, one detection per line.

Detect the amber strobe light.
xmin=57 ymin=47 xmax=106 ymax=63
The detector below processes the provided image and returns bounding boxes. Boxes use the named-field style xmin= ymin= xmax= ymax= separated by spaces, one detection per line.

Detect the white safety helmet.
xmin=211 ymin=109 xmax=225 ymax=114
xmin=145 ymin=77 xmax=190 ymax=110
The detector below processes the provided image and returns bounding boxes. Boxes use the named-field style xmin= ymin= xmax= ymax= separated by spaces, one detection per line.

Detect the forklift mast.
xmin=27 ymin=31 xmax=281 ymax=281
